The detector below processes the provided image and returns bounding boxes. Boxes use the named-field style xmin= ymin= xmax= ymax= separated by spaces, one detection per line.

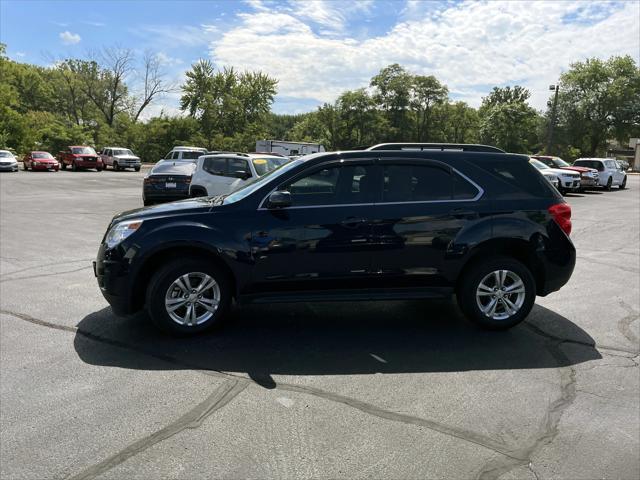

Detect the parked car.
xmin=573 ymin=158 xmax=627 ymax=190
xmin=142 ymin=161 xmax=196 ymax=206
xmin=529 ymin=158 xmax=560 ymax=191
xmin=100 ymin=147 xmax=141 ymax=171
xmin=23 ymin=151 xmax=59 ymax=171
xmin=161 ymin=147 xmax=207 ymax=163
xmin=531 ymin=155 xmax=599 ymax=190
xmin=190 ymin=153 xmax=290 ymax=197
xmin=95 ymin=142 xmax=575 ymax=335
xmin=57 ymin=146 xmax=103 ymax=171
xmin=0 ymin=150 xmax=19 ymax=172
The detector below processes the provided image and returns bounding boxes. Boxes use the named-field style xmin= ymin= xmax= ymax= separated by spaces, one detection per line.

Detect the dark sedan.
xmin=142 ymin=161 xmax=196 ymax=206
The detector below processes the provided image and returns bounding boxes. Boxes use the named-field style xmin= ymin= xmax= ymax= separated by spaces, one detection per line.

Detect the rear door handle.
xmin=340 ymin=217 xmax=367 ymax=228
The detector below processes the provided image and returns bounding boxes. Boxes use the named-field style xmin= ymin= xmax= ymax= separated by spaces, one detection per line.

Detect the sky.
xmin=1 ymin=0 xmax=639 ymax=118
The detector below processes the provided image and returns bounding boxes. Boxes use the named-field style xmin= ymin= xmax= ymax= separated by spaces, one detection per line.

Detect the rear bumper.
xmin=537 ymin=225 xmax=576 ymax=296
xmin=143 ymin=191 xmax=190 ymax=204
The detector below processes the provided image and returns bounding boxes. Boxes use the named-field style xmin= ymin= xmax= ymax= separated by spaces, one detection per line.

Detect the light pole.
xmin=546 ymin=84 xmax=559 ymax=155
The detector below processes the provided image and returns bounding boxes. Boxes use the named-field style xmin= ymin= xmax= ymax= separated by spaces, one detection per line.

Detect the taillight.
xmin=548 ymin=202 xmax=572 ymax=236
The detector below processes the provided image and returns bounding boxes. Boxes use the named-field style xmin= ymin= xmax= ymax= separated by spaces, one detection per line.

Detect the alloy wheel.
xmin=164 ymin=272 xmax=220 ymax=326
xmin=475 ymin=270 xmax=526 ymax=321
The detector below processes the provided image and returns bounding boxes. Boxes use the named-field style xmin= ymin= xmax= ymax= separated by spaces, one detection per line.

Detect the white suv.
xmin=161 ymin=146 xmax=207 ymax=163
xmin=189 ymin=153 xmax=290 ymax=197
xmin=573 ymin=158 xmax=627 ymax=190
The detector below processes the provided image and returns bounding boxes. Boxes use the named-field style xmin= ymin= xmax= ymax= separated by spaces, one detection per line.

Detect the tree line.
xmin=1 ymin=42 xmax=638 ymax=162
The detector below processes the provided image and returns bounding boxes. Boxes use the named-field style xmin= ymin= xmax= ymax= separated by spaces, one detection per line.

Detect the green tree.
xmin=553 ymin=55 xmax=640 ymax=156
xmin=479 ymin=86 xmax=539 ymax=152
xmin=410 ymin=75 xmax=448 ymax=141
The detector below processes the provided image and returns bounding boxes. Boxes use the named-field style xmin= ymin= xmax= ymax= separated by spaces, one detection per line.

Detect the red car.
xmin=531 ymin=155 xmax=599 ymax=189
xmin=23 ymin=151 xmax=60 ymax=171
xmin=57 ymin=146 xmax=103 ymax=171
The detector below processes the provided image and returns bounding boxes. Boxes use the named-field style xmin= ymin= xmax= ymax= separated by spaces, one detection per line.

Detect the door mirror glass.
xmin=267 ymin=190 xmax=292 ymax=208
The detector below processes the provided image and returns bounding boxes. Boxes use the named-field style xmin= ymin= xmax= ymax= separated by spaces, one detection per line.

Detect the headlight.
xmin=104 ymin=220 xmax=144 ymax=248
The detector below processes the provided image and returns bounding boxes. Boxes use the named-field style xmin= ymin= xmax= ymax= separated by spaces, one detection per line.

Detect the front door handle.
xmin=340 ymin=217 xmax=367 ymax=228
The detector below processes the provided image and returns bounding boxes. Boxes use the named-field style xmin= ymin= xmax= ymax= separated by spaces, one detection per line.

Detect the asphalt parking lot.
xmin=1 ymin=169 xmax=638 ymax=480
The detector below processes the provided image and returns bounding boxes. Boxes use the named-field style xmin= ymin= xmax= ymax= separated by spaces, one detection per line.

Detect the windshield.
xmin=224 ymin=159 xmax=304 ymax=205
xmin=72 ymin=147 xmax=96 ymax=155
xmin=0 ymin=151 xmax=13 ymax=158
xmin=552 ymin=157 xmax=570 ymax=167
xmin=112 ymin=149 xmax=134 ymax=156
xmin=33 ymin=152 xmax=54 ymax=159
xmin=530 ymin=159 xmax=549 ymax=170
xmin=252 ymin=157 xmax=290 ymax=176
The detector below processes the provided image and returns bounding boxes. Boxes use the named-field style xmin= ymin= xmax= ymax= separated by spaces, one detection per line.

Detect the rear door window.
xmin=382 ymin=164 xmax=454 ymax=202
xmin=203 ymin=157 xmax=228 ymax=176
xmin=286 ymin=164 xmax=375 ymax=206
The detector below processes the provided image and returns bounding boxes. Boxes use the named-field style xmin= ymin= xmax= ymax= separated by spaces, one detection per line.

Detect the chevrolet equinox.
xmin=95 ymin=143 xmax=575 ymax=334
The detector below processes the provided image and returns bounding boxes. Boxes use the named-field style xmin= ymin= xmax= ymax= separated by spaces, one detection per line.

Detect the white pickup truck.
xmin=100 ymin=147 xmax=142 ymax=171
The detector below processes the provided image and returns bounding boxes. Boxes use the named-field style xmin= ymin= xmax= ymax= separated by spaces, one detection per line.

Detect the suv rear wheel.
xmin=457 ymin=257 xmax=536 ymax=330
xmin=146 ymin=258 xmax=231 ymax=335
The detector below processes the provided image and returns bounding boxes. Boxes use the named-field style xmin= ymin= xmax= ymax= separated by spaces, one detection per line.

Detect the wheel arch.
xmin=456 ymin=237 xmax=544 ymax=294
xmin=131 ymin=245 xmax=237 ymax=312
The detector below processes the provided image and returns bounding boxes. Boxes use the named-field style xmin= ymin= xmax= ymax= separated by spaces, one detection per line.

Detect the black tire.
xmin=61 ymin=162 xmax=67 ymax=170
xmin=605 ymin=176 xmax=612 ymax=191
xmin=145 ymin=257 xmax=232 ymax=335
xmin=619 ymin=177 xmax=627 ymax=189
xmin=190 ymin=187 xmax=208 ymax=198
xmin=134 ymin=167 xmax=140 ymax=172
xmin=457 ymin=256 xmax=536 ymax=330
xmin=114 ymin=161 xmax=119 ymax=171
xmin=97 ymin=167 xmax=103 ymax=172
xmin=71 ymin=161 xmax=78 ymax=172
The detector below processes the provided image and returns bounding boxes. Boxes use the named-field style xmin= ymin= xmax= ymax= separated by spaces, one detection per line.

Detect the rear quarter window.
xmin=477 ymin=160 xmax=554 ymax=198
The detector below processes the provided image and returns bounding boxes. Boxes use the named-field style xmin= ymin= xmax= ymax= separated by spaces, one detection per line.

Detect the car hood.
xmin=546 ymin=167 xmax=577 ymax=176
xmin=112 ymin=197 xmax=214 ymax=223
xmin=114 ymin=155 xmax=140 ymax=160
xmin=561 ymin=166 xmax=595 ymax=174
xmin=32 ymin=158 xmax=57 ymax=163
xmin=0 ymin=158 xmax=17 ymax=162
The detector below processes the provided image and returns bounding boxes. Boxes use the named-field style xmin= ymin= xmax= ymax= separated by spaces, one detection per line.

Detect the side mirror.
xmin=233 ymin=170 xmax=251 ymax=180
xmin=267 ymin=190 xmax=292 ymax=208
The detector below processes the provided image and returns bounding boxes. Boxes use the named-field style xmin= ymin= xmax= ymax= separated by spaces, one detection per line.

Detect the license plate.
xmin=166 ymin=182 xmax=177 ymax=188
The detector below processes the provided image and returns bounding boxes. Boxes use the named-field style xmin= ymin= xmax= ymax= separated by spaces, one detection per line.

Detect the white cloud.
xmin=156 ymin=51 xmax=184 ymax=67
xmin=59 ymin=31 xmax=81 ymax=45
xmin=211 ymin=0 xmax=639 ymax=111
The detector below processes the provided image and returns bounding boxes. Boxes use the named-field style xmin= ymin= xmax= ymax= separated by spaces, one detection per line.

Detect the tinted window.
xmin=164 ymin=152 xmax=173 ymax=159
xmin=203 ymin=157 xmax=227 ymax=176
xmin=383 ymin=164 xmax=453 ymax=202
xmin=228 ymin=158 xmax=249 ymax=175
xmin=478 ymin=161 xmax=551 ymax=197
xmin=181 ymin=151 xmax=203 ymax=160
xmin=287 ymin=164 xmax=375 ymax=206
xmin=453 ymin=173 xmax=479 ymax=199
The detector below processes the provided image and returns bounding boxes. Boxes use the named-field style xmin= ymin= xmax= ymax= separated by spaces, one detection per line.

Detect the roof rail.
xmin=366 ymin=143 xmax=505 ymax=153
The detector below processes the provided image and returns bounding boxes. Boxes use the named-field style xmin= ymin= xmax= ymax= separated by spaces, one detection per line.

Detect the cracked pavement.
xmin=1 ymin=170 xmax=638 ymax=479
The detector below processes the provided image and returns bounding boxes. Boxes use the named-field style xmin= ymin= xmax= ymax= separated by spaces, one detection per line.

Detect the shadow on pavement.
xmin=74 ymin=300 xmax=601 ymax=385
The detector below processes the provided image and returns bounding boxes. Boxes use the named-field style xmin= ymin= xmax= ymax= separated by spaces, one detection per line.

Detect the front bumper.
xmin=95 ymin=245 xmax=136 ymax=316
xmin=580 ymin=177 xmax=598 ymax=187
xmin=31 ymin=163 xmax=59 ymax=171
xmin=560 ymin=178 xmax=581 ymax=190
xmin=0 ymin=163 xmax=18 ymax=171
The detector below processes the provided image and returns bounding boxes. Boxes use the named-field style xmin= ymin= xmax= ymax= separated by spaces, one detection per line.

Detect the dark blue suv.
xmin=95 ymin=143 xmax=575 ymax=334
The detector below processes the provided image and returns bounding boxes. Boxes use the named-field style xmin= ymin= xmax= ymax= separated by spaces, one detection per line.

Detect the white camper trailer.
xmin=255 ymin=140 xmax=325 ymax=157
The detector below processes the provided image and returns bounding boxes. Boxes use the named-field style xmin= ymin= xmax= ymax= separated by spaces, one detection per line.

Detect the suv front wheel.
xmin=457 ymin=257 xmax=536 ymax=330
xmin=146 ymin=258 xmax=231 ymax=335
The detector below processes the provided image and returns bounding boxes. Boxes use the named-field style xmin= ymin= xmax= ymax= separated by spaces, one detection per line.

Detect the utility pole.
xmin=546 ymin=84 xmax=559 ymax=155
